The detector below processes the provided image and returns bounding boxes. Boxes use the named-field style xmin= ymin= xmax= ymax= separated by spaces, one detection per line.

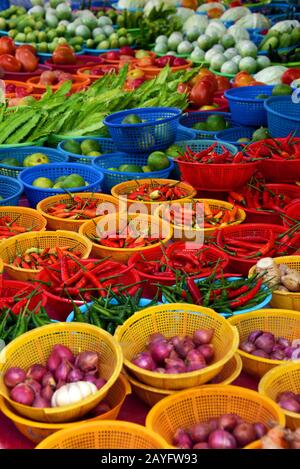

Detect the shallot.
xmin=241 ymin=330 xmax=300 ymax=361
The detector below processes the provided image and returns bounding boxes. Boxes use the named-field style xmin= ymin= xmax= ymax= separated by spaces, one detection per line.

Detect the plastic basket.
xmin=103 ymin=107 xmax=182 ymax=154
xmin=92 ymin=153 xmax=174 ymax=193
xmin=216 ymin=127 xmax=255 ymax=150
xmin=249 ymin=256 xmax=300 ymax=311
xmin=216 ymin=223 xmax=286 ymax=276
xmin=264 ymin=96 xmax=300 ymax=137
xmin=2 ymin=67 xmax=48 ymax=83
xmin=136 ymin=61 xmax=192 ymax=80
xmin=0 ymin=374 xmax=130 ymax=444
xmin=37 ymin=192 xmax=121 ymax=233
xmin=36 ymin=420 xmax=166 ymax=449
xmin=0 ymin=146 xmax=68 ymax=178
xmin=224 ymin=86 xmax=274 ymax=126
xmin=259 ymin=362 xmax=300 ymax=430
xmin=0 ymin=175 xmax=23 ymax=206
xmin=57 ymin=137 xmax=116 ymax=165
xmin=0 ymin=279 xmax=47 ymax=311
xmin=0 ymin=206 xmax=46 ymax=235
xmin=179 ymin=111 xmax=240 ymax=140
xmin=114 ymin=303 xmax=239 ymax=390
xmin=111 ymin=178 xmax=196 ymax=213
xmin=156 ymin=198 xmax=246 ymax=241
xmin=0 ymin=230 xmax=92 ymax=282
xmin=26 ymin=75 xmax=90 ymax=94
xmin=18 ymin=163 xmax=104 ymax=207
xmin=0 ymin=322 xmax=122 ymax=423
xmin=44 ymin=55 xmax=105 ymax=73
xmin=76 ymin=64 xmax=119 ymax=82
xmin=79 ymin=213 xmax=173 ymax=263
xmin=228 ymin=309 xmax=300 ymax=378
xmin=37 ymin=50 xmax=84 ymax=64
xmin=174 ymin=140 xmax=258 ymax=191
xmin=4 ymin=80 xmax=33 ymax=98
xmin=210 ymin=69 xmax=236 ymax=80
xmin=284 ymin=201 xmax=300 ymax=229
xmin=176 ymin=125 xmax=196 ymax=141
xmin=83 ymin=47 xmax=120 ymax=56
xmin=146 ymin=384 xmax=285 ymax=448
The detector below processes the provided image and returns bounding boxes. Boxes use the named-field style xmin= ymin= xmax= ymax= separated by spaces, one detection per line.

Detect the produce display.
xmin=0 ymin=37 xmax=38 ymax=73
xmin=0 ymin=215 xmax=38 ymax=239
xmin=32 ymin=173 xmax=88 ymax=189
xmin=0 ymin=152 xmax=49 ymax=168
xmin=126 ymin=181 xmax=189 ymax=201
xmin=240 ymin=330 xmax=300 ymax=360
xmin=259 ymin=426 xmax=300 ymax=449
xmin=276 ymin=391 xmax=300 ymax=414
xmin=176 ymin=143 xmax=244 ymax=163
xmin=256 ymin=258 xmax=300 ymax=292
xmin=12 ymin=246 xmax=83 ymax=269
xmin=44 ymin=194 xmax=103 ymax=220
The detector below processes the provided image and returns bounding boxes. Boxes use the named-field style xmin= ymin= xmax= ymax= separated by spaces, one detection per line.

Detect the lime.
xmin=80 ymin=139 xmax=101 ymax=155
xmin=118 ymin=164 xmax=143 ymax=172
xmin=52 ymin=182 xmax=63 ymax=189
xmin=86 ymin=151 xmax=101 ymax=157
xmin=237 ymin=137 xmax=251 ymax=143
xmin=54 ymin=175 xmax=67 ymax=184
xmin=255 ymin=94 xmax=269 ymax=100
xmin=165 ymin=145 xmax=181 ymax=159
xmin=252 ymin=127 xmax=270 ymax=142
xmin=23 ymin=153 xmax=49 ymax=168
xmin=122 ymin=113 xmax=142 ymax=124
xmin=0 ymin=195 xmax=3 ymax=200
xmin=32 ymin=177 xmax=53 ymax=189
xmin=142 ymin=165 xmax=152 ymax=172
xmin=0 ymin=157 xmax=19 ymax=166
xmin=61 ymin=174 xmax=86 ymax=189
xmin=272 ymin=84 xmax=292 ymax=96
xmin=117 ymin=28 xmax=127 ymax=37
xmin=193 ymin=122 xmax=207 ymax=131
xmin=147 ymin=151 xmax=170 ymax=171
xmin=63 ymin=139 xmax=82 ymax=155
xmin=206 ymin=114 xmax=227 ymax=132
xmin=108 ymin=167 xmax=119 ymax=171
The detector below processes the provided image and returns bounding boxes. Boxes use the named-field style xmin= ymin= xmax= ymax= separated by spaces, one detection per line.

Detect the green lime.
xmin=165 ymin=144 xmax=181 ymax=159
xmin=80 ymin=139 xmax=101 ymax=155
xmin=122 ymin=113 xmax=142 ymax=124
xmin=255 ymin=94 xmax=269 ymax=99
xmin=193 ymin=122 xmax=207 ymax=131
xmin=107 ymin=167 xmax=119 ymax=171
xmin=0 ymin=195 xmax=4 ymax=200
xmin=252 ymin=127 xmax=270 ymax=142
xmin=206 ymin=114 xmax=227 ymax=132
xmin=237 ymin=137 xmax=251 ymax=143
xmin=23 ymin=153 xmax=49 ymax=167
xmin=32 ymin=177 xmax=53 ymax=189
xmin=61 ymin=174 xmax=86 ymax=189
xmin=0 ymin=157 xmax=19 ymax=166
xmin=142 ymin=165 xmax=152 ymax=172
xmin=147 ymin=151 xmax=170 ymax=171
xmin=52 ymin=182 xmax=63 ymax=189
xmin=272 ymin=84 xmax=292 ymax=96
xmin=63 ymin=139 xmax=82 ymax=155
xmin=118 ymin=164 xmax=143 ymax=172
xmin=54 ymin=175 xmax=67 ymax=184
xmin=86 ymin=151 xmax=101 ymax=157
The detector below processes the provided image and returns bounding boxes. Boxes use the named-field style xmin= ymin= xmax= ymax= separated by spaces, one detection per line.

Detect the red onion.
xmin=240 ymin=341 xmax=256 ymax=354
xmin=42 ymin=371 xmax=56 ymax=389
xmin=170 ymin=336 xmax=182 ymax=348
xmin=89 ymin=401 xmax=111 ymax=417
xmin=193 ymin=328 xmax=214 ymax=346
xmin=132 ymin=352 xmax=156 ymax=371
xmin=56 ymin=379 xmax=66 ymax=389
xmin=173 ymin=57 xmax=188 ymax=66
xmin=52 ymin=344 xmax=74 ymax=363
xmin=10 ymin=383 xmax=35 ymax=406
xmin=67 ymin=368 xmax=83 ymax=383
xmin=208 ymin=418 xmax=219 ymax=432
xmin=32 ymin=394 xmax=50 ymax=408
xmin=149 ymin=341 xmax=172 ymax=364
xmin=270 ymin=350 xmax=285 ymax=360
xmin=218 ymin=413 xmax=239 ymax=432
xmin=291 ymin=349 xmax=300 ymax=360
xmin=41 ymin=384 xmax=54 ymax=401
xmin=147 ymin=333 xmax=165 ymax=346
xmin=189 ymin=423 xmax=210 ymax=443
xmin=26 ymin=364 xmax=47 ymax=383
xmin=197 ymin=344 xmax=214 ymax=363
xmin=165 ymin=358 xmax=186 ymax=373
xmin=169 ymin=350 xmax=180 ymax=360
xmin=292 ymin=339 xmax=300 ymax=348
xmin=47 ymin=353 xmax=61 ymax=373
xmin=253 ymin=422 xmax=268 ymax=438
xmin=208 ymin=430 xmax=237 ymax=449
xmin=272 ymin=344 xmax=284 ymax=352
xmin=277 ymin=391 xmax=296 ymax=402
xmin=193 ymin=442 xmax=209 ymax=449
xmin=185 ymin=349 xmax=206 ymax=372
xmin=277 ymin=337 xmax=290 ymax=349
xmin=284 ymin=347 xmax=296 ymax=358
xmin=255 ymin=333 xmax=275 ymax=354
xmin=83 ymin=374 xmax=98 ymax=385
xmin=75 ymin=351 xmax=99 ymax=373
xmin=4 ymin=367 xmax=26 ymax=388
xmin=154 ymin=368 xmax=165 ymax=373
xmin=173 ymin=428 xmax=193 ymax=449
xmin=175 ymin=337 xmax=195 ymax=359
xmin=165 ymin=367 xmax=181 ymax=374
xmin=55 ymin=360 xmax=71 ymax=382
xmin=95 ymin=378 xmax=106 ymax=390
xmin=233 ymin=423 xmax=257 ymax=447
xmin=248 ymin=330 xmax=263 ymax=344
xmin=25 ymin=378 xmax=41 ymax=395
xmin=251 ymin=349 xmax=269 ymax=358
xmin=279 ymin=398 xmax=300 ymax=413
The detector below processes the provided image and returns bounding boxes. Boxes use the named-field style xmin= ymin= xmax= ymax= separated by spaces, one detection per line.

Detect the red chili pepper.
xmin=186 ymin=278 xmax=202 ymax=305
xmin=229 ymin=279 xmax=262 ymax=309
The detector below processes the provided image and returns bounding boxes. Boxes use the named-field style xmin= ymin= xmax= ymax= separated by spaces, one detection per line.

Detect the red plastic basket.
xmin=3 ymin=65 xmax=49 ymax=82
xmin=44 ymin=55 xmax=105 ymax=73
xmin=36 ymin=260 xmax=139 ymax=321
xmin=283 ymin=200 xmax=300 ymax=228
xmin=1 ymin=279 xmax=47 ymax=310
xmin=215 ymin=224 xmax=287 ymax=275
xmin=77 ymin=64 xmax=119 ymax=82
xmin=186 ymin=97 xmax=229 ymax=113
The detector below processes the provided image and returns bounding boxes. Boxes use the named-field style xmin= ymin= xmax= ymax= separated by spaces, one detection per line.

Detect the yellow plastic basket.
xmin=111 ymin=179 xmax=197 ymax=214
xmin=0 ymin=374 xmax=131 ymax=444
xmin=249 ymin=256 xmax=300 ymax=311
xmin=36 ymin=192 xmax=123 ymax=233
xmin=114 ymin=303 xmax=239 ymax=390
xmin=0 ymin=206 xmax=47 ymax=237
xmin=36 ymin=421 xmax=168 ymax=449
xmin=145 ymin=384 xmax=285 ymax=449
xmin=79 ymin=213 xmax=173 ymax=263
xmin=126 ymin=353 xmax=242 ymax=407
xmin=155 ymin=198 xmax=246 ymax=241
xmin=0 ymin=230 xmax=92 ymax=281
xmin=259 ymin=363 xmax=300 ymax=430
xmin=228 ymin=309 xmax=300 ymax=378
xmin=0 ymin=323 xmax=123 ymax=423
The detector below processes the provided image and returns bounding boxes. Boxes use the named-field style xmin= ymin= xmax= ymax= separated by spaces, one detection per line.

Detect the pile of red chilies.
xmin=126 ymin=182 xmax=189 ymax=202
xmin=0 ymin=215 xmax=32 ymax=240
xmin=46 ymin=195 xmax=100 ymax=220
xmin=12 ymin=246 xmax=82 ymax=270
xmin=176 ymin=143 xmax=245 ymax=164
xmin=246 ymin=133 xmax=300 ymax=160
xmin=228 ymin=182 xmax=294 ymax=212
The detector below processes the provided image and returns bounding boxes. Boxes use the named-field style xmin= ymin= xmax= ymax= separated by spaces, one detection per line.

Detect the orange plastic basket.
xmin=36 ymin=192 xmax=122 ymax=233
xmin=155 ymin=198 xmax=246 ymax=241
xmin=228 ymin=309 xmax=300 ymax=378
xmin=145 ymin=384 xmax=285 ymax=449
xmin=114 ymin=303 xmax=239 ymax=390
xmin=36 ymin=420 xmax=167 ymax=449
xmin=4 ymin=80 xmax=33 ymax=98
xmin=136 ymin=61 xmax=192 ymax=79
xmin=259 ymin=362 xmax=300 ymax=430
xmin=79 ymin=213 xmax=173 ymax=263
xmin=249 ymin=256 xmax=300 ymax=310
xmin=26 ymin=75 xmax=90 ymax=94
xmin=126 ymin=353 xmax=242 ymax=407
xmin=0 ymin=374 xmax=130 ymax=444
xmin=0 ymin=322 xmax=123 ymax=423
xmin=77 ymin=64 xmax=119 ymax=82
xmin=0 ymin=206 xmax=47 ymax=237
xmin=110 ymin=179 xmax=196 ymax=214
xmin=0 ymin=230 xmax=92 ymax=282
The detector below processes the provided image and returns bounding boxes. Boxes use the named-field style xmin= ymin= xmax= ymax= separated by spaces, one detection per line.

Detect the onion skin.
xmin=25 ymin=378 xmax=41 ymax=395
xmin=291 ymin=349 xmax=300 ymax=360
xmin=270 ymin=350 xmax=285 ymax=360
xmin=233 ymin=423 xmax=257 ymax=447
xmin=251 ymin=349 xmax=269 ymax=358
xmin=165 ymin=358 xmax=186 ymax=373
xmin=193 ymin=328 xmax=214 ymax=346
xmin=240 ymin=341 xmax=256 ymax=354
xmin=253 ymin=422 xmax=268 ymax=439
xmin=218 ymin=413 xmax=239 ymax=432
xmin=149 ymin=341 xmax=172 ymax=364
xmin=52 ymin=344 xmax=74 ymax=363
xmin=55 ymin=359 xmax=71 ymax=382
xmin=32 ymin=394 xmax=50 ymax=408
xmin=278 ymin=398 xmax=300 ymax=414
xmin=193 ymin=442 xmax=209 ymax=449
xmin=248 ymin=330 xmax=263 ymax=344
xmin=67 ymin=368 xmax=84 ymax=383
xmin=189 ymin=423 xmax=211 ymax=443
xmin=10 ymin=383 xmax=35 ymax=406
xmin=254 ymin=333 xmax=275 ymax=354
xmin=26 ymin=364 xmax=47 ymax=383
xmin=173 ymin=428 xmax=193 ymax=449
xmin=147 ymin=333 xmax=165 ymax=346
xmin=284 ymin=347 xmax=296 ymax=358
xmin=277 ymin=391 xmax=296 ymax=402
xmin=41 ymin=384 xmax=54 ymax=401
xmin=197 ymin=344 xmax=214 ymax=363
xmin=185 ymin=349 xmax=206 ymax=372
xmin=174 ymin=337 xmax=195 ymax=359
xmin=42 ymin=372 xmax=56 ymax=389
xmin=75 ymin=351 xmax=99 ymax=373
xmin=208 ymin=430 xmax=237 ymax=449
xmin=4 ymin=367 xmax=26 ymax=388
xmin=277 ymin=338 xmax=290 ymax=349
xmin=47 ymin=353 xmax=61 ymax=373
xmin=132 ymin=352 xmax=156 ymax=371
xmin=208 ymin=417 xmax=219 ymax=432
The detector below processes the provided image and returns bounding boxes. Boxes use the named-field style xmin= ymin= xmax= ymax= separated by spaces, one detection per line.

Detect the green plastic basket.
xmin=245 ymin=0 xmax=271 ymax=6
xmin=210 ymin=69 xmax=236 ymax=79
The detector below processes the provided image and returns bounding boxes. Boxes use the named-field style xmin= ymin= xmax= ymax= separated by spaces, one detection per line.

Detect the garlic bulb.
xmin=51 ymin=381 xmax=97 ymax=407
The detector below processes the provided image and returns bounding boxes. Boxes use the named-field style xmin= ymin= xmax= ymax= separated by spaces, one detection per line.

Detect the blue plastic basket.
xmin=224 ymin=85 xmax=274 ymax=126
xmin=249 ymin=2 xmax=289 ymax=15
xmin=179 ymin=111 xmax=241 ymax=140
xmin=57 ymin=138 xmax=116 ymax=165
xmin=264 ymin=95 xmax=300 ymax=137
xmin=175 ymin=125 xmax=197 ymax=141
xmin=0 ymin=175 xmax=23 ymax=206
xmin=18 ymin=162 xmax=104 ymax=207
xmin=162 ymin=277 xmax=272 ymax=318
xmin=0 ymin=30 xmax=8 ymax=36
xmin=271 ymin=12 xmax=300 ymax=22
xmin=0 ymin=146 xmax=68 ymax=179
xmin=215 ymin=127 xmax=255 ymax=150
xmin=104 ymin=107 xmax=182 ymax=154
xmin=92 ymin=152 xmax=174 ymax=192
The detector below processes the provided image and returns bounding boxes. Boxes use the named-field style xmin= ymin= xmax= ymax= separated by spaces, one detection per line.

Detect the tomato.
xmin=189 ymin=68 xmax=214 ymax=86
xmin=200 ymin=75 xmax=218 ymax=94
xmin=0 ymin=37 xmax=15 ymax=56
xmin=0 ymin=54 xmax=21 ymax=72
xmin=248 ymin=81 xmax=265 ymax=86
xmin=215 ymin=75 xmax=231 ymax=92
xmin=15 ymin=48 xmax=38 ymax=72
xmin=17 ymin=44 xmax=36 ymax=56
xmin=177 ymin=82 xmax=191 ymax=96
xmin=190 ymin=79 xmax=214 ymax=108
xmin=282 ymin=68 xmax=300 ymax=85
xmin=234 ymin=71 xmax=254 ymax=87
xmin=52 ymin=45 xmax=76 ymax=65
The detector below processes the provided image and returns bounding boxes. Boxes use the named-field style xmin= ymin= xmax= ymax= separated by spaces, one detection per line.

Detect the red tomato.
xmin=15 ymin=48 xmax=38 ymax=72
xmin=17 ymin=44 xmax=37 ymax=56
xmin=0 ymin=37 xmax=16 ymax=56
xmin=189 ymin=68 xmax=214 ymax=86
xmin=282 ymin=68 xmax=300 ymax=85
xmin=215 ymin=75 xmax=231 ymax=92
xmin=52 ymin=45 xmax=76 ymax=65
xmin=0 ymin=54 xmax=21 ymax=72
xmin=190 ymin=79 xmax=214 ymax=107
xmin=234 ymin=71 xmax=253 ymax=87
xmin=177 ymin=82 xmax=191 ymax=96
xmin=200 ymin=75 xmax=218 ymax=94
